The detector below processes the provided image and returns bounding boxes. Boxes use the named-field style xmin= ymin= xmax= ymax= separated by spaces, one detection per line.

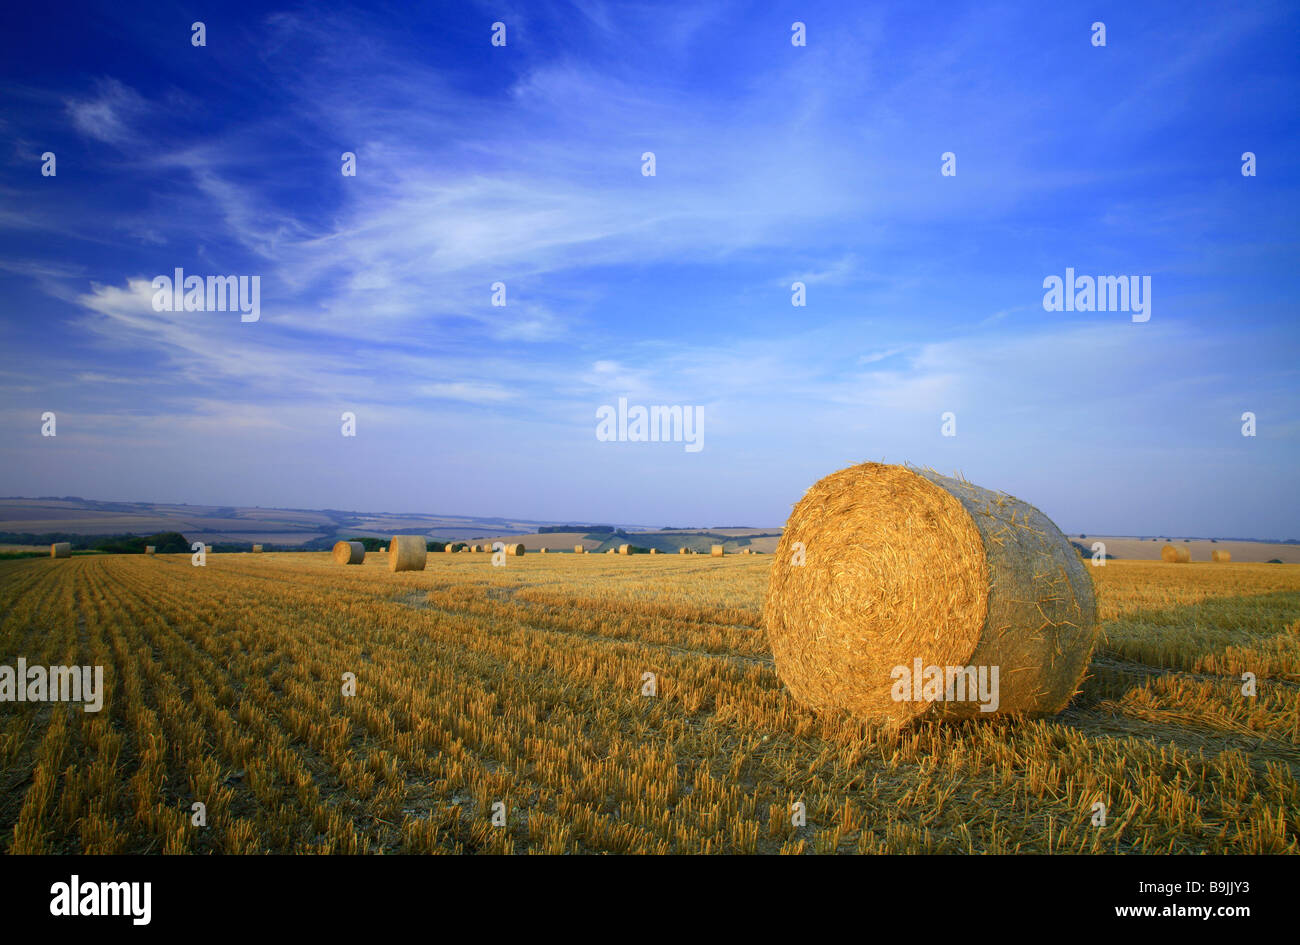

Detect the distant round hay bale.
xmin=204 ymin=545 xmax=212 ymax=554
xmin=252 ymin=544 xmax=264 ymax=553
xmin=711 ymin=545 xmax=725 ymax=557
xmin=650 ymin=548 xmax=659 ymax=554
xmin=1211 ymin=549 xmax=1231 ymax=563
xmin=574 ymin=545 xmax=585 ymax=554
xmin=618 ymin=544 xmax=630 ymax=555
xmin=741 ymin=548 xmax=752 ymax=555
xmin=389 ymin=535 xmax=427 ymax=572
xmin=539 ymin=547 xmax=548 ymax=554
xmin=50 ymin=542 xmax=71 ymax=559
xmin=763 ymin=462 xmax=1098 ymax=724
xmin=606 ymin=549 xmax=616 ymax=554
xmin=443 ymin=544 xmax=454 ymax=553
xmin=505 ymin=543 xmax=525 ymax=556
xmin=678 ymin=547 xmax=689 ymax=555
xmin=1161 ymin=544 xmax=1191 ymax=563
xmin=332 ymin=541 xmax=365 ymax=565
xmin=145 ymin=545 xmax=156 ymax=555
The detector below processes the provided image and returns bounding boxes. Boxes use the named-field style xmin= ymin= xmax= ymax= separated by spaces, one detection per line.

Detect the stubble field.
xmin=1 ymin=552 xmax=1297 ymax=854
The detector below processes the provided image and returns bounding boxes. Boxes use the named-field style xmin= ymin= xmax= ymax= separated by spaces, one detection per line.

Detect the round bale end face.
xmin=389 ymin=535 xmax=427 ymax=572
xmin=762 ymin=462 xmax=1098 ymax=724
xmin=332 ymin=541 xmax=365 ymax=565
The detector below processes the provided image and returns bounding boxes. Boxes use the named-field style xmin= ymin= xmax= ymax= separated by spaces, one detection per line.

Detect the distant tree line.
xmin=0 ymin=531 xmax=191 ymax=553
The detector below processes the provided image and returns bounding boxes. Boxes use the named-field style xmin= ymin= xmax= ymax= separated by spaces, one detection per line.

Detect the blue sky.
xmin=1 ymin=1 xmax=1297 ymax=536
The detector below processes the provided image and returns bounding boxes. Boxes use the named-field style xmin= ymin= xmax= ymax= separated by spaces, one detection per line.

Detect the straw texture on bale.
xmin=50 ymin=542 xmax=71 ymax=559
xmin=1161 ymin=544 xmax=1191 ymax=563
xmin=574 ymin=545 xmax=585 ymax=554
xmin=540 ymin=547 xmax=548 ymax=554
xmin=505 ymin=543 xmax=525 ymax=556
xmin=711 ymin=545 xmax=724 ymax=557
xmin=389 ymin=535 xmax=427 ymax=572
xmin=618 ymin=544 xmax=631 ymax=555
xmin=650 ymin=548 xmax=659 ymax=554
xmin=332 ymin=541 xmax=365 ymax=565
xmin=444 ymin=545 xmax=454 ymax=553
xmin=763 ymin=462 xmax=1098 ymax=724
xmin=678 ymin=547 xmax=689 ymax=554
xmin=145 ymin=546 xmax=156 ymax=555
xmin=1211 ymin=549 xmax=1231 ymax=563
xmin=252 ymin=544 xmax=264 ymax=553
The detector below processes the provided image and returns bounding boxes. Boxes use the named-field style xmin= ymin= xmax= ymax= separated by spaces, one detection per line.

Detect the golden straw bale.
xmin=1211 ymin=549 xmax=1231 ymax=563
xmin=332 ymin=541 xmax=365 ymax=565
xmin=763 ymin=462 xmax=1098 ymax=724
xmin=50 ymin=542 xmax=71 ymax=559
xmin=389 ymin=535 xmax=427 ymax=571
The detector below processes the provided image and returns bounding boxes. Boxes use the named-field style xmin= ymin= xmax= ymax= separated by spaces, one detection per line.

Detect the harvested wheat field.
xmin=0 ymin=553 xmax=1297 ymax=854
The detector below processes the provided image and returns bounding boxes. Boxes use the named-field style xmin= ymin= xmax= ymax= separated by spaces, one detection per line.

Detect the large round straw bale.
xmin=1211 ymin=549 xmax=1231 ymax=563
xmin=763 ymin=462 xmax=1098 ymax=723
xmin=574 ymin=545 xmax=585 ymax=554
xmin=50 ymin=542 xmax=71 ymax=559
xmin=618 ymin=544 xmax=631 ymax=555
xmin=332 ymin=541 xmax=365 ymax=565
xmin=540 ymin=547 xmax=548 ymax=554
xmin=505 ymin=543 xmax=525 ymax=556
xmin=444 ymin=544 xmax=454 ymax=553
xmin=1161 ymin=544 xmax=1191 ymax=563
xmin=145 ymin=545 xmax=156 ymax=555
xmin=204 ymin=545 xmax=212 ymax=554
xmin=389 ymin=535 xmax=427 ymax=572
xmin=678 ymin=547 xmax=689 ymax=555
xmin=252 ymin=544 xmax=264 ymax=553
xmin=650 ymin=548 xmax=659 ymax=554
xmin=711 ymin=545 xmax=724 ymax=557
